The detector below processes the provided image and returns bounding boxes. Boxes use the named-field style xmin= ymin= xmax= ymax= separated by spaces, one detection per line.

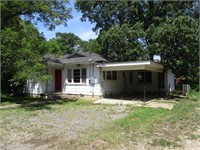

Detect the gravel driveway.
xmin=0 ymin=104 xmax=130 ymax=150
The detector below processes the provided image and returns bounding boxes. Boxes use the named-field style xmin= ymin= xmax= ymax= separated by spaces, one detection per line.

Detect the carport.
xmin=97 ymin=60 xmax=164 ymax=101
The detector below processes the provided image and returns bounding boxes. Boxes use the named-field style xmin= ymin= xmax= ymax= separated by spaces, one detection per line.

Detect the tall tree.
xmin=44 ymin=39 xmax=62 ymax=55
xmin=1 ymin=21 xmax=47 ymax=93
xmin=75 ymin=1 xmax=195 ymax=32
xmin=98 ymin=23 xmax=146 ymax=61
xmin=76 ymin=0 xmax=196 ymax=58
xmin=82 ymin=39 xmax=102 ymax=54
xmin=75 ymin=0 xmax=199 ymax=89
xmin=55 ymin=32 xmax=83 ymax=54
xmin=150 ymin=16 xmax=199 ymax=88
xmin=1 ymin=0 xmax=72 ymax=30
xmin=1 ymin=0 xmax=72 ymax=93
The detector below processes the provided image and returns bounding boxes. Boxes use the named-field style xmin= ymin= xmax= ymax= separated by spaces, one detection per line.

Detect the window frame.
xmin=73 ymin=69 xmax=81 ymax=83
xmin=68 ymin=69 xmax=72 ymax=83
xmin=67 ymin=68 xmax=87 ymax=84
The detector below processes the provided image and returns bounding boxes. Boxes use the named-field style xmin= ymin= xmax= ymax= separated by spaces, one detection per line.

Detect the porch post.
xmin=144 ymin=70 xmax=146 ymax=101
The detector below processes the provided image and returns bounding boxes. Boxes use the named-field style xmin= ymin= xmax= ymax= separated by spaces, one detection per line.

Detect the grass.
xmin=0 ymin=91 xmax=199 ymax=149
xmin=151 ymin=138 xmax=178 ymax=147
xmin=68 ymin=91 xmax=200 ymax=149
xmin=0 ymin=94 xmax=94 ymax=111
xmin=187 ymin=90 xmax=200 ymax=101
xmin=0 ymin=96 xmax=102 ymax=149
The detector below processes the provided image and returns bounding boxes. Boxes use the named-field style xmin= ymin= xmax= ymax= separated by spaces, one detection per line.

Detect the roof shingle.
xmin=45 ymin=52 xmax=107 ymax=64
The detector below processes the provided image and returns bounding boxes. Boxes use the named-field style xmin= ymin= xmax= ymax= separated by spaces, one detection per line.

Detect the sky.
xmin=36 ymin=0 xmax=98 ymax=41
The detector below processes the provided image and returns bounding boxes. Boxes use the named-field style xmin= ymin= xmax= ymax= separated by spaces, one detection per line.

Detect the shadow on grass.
xmin=104 ymin=93 xmax=184 ymax=102
xmin=0 ymin=95 xmax=78 ymax=111
xmin=165 ymin=95 xmax=185 ymax=101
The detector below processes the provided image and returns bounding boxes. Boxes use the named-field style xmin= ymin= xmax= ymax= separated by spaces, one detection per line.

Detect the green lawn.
xmin=74 ymin=91 xmax=199 ymax=150
xmin=0 ymin=91 xmax=199 ymax=150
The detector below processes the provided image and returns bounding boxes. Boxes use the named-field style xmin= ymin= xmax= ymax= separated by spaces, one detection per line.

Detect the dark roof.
xmin=45 ymin=52 xmax=107 ymax=64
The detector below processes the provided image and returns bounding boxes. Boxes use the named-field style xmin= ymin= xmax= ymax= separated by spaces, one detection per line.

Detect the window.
xmin=73 ymin=69 xmax=80 ymax=83
xmin=113 ymin=71 xmax=117 ymax=80
xmin=158 ymin=73 xmax=165 ymax=88
xmin=81 ymin=68 xmax=86 ymax=83
xmin=68 ymin=68 xmax=87 ymax=83
xmin=138 ymin=71 xmax=152 ymax=83
xmin=107 ymin=71 xmax=117 ymax=80
xmin=107 ymin=71 xmax=112 ymax=80
xmin=122 ymin=72 xmax=125 ymax=78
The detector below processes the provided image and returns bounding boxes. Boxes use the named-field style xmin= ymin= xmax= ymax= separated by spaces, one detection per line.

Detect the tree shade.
xmin=1 ymin=0 xmax=72 ymax=94
xmin=75 ymin=0 xmax=199 ymax=89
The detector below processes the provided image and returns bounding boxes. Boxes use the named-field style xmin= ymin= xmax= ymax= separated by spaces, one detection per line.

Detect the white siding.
xmin=101 ymin=71 xmax=124 ymax=95
xmin=27 ymin=65 xmax=58 ymax=94
xmin=62 ymin=63 xmax=102 ymax=96
xmin=27 ymin=63 xmax=174 ymax=96
xmin=27 ymin=80 xmax=46 ymax=94
xmin=47 ymin=67 xmax=55 ymax=92
xmin=27 ymin=63 xmax=103 ymax=96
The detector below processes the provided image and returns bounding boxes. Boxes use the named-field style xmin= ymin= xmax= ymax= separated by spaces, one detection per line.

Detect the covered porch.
xmin=97 ymin=60 xmax=167 ymax=101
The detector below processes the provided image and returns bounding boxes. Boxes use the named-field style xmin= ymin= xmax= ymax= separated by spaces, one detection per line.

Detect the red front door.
xmin=55 ymin=70 xmax=62 ymax=91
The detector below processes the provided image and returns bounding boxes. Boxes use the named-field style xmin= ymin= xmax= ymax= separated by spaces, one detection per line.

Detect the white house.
xmin=26 ymin=51 xmax=175 ymax=97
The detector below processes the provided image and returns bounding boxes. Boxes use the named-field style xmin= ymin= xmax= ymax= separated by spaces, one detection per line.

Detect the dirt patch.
xmin=90 ymin=139 xmax=107 ymax=148
xmin=144 ymin=102 xmax=174 ymax=110
xmin=24 ymin=136 xmax=57 ymax=148
xmin=95 ymin=99 xmax=174 ymax=110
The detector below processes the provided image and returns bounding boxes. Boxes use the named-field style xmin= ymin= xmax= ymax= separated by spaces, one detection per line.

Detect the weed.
xmin=188 ymin=90 xmax=199 ymax=101
xmin=0 ymin=94 xmax=199 ymax=149
xmin=151 ymin=138 xmax=179 ymax=148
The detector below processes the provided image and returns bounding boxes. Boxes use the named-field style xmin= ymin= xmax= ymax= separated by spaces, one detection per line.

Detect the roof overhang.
xmin=97 ymin=60 xmax=164 ymax=72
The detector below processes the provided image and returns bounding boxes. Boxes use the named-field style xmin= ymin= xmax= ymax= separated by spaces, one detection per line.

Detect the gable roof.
xmin=45 ymin=52 xmax=107 ymax=65
xmin=67 ymin=52 xmax=86 ymax=58
xmin=60 ymin=52 xmax=108 ymax=64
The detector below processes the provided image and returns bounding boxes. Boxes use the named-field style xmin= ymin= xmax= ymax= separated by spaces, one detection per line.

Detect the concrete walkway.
xmin=94 ymin=98 xmax=174 ymax=110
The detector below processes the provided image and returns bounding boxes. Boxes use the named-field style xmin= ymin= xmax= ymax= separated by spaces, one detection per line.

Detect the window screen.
xmin=73 ymin=69 xmax=80 ymax=83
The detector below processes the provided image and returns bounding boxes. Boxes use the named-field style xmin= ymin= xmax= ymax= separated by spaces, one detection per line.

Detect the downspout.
xmin=45 ymin=67 xmax=48 ymax=99
xmin=92 ymin=62 xmax=94 ymax=97
xmin=99 ymin=66 xmax=102 ymax=96
xmin=99 ymin=63 xmax=105 ymax=97
xmin=88 ymin=59 xmax=94 ymax=97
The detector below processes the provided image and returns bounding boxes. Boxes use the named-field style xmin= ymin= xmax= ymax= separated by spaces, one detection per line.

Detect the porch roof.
xmin=97 ymin=60 xmax=164 ymax=72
